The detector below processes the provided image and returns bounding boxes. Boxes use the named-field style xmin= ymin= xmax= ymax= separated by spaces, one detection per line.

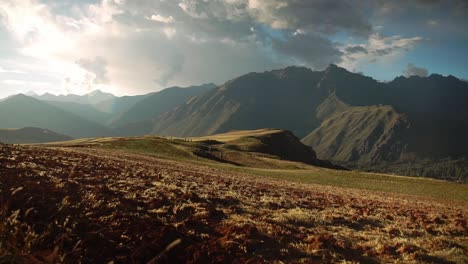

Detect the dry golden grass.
xmin=1 ymin=144 xmax=467 ymax=263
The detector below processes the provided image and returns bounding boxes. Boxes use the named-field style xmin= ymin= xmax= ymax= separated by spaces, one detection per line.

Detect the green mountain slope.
xmin=302 ymin=105 xmax=410 ymax=164
xmin=0 ymin=127 xmax=72 ymax=144
xmin=0 ymin=94 xmax=113 ymax=138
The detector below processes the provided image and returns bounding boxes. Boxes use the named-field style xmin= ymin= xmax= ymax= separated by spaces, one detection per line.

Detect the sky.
xmin=0 ymin=0 xmax=467 ymax=98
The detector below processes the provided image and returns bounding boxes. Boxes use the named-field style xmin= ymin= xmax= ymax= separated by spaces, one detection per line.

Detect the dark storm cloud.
xmin=403 ymin=63 xmax=429 ymax=77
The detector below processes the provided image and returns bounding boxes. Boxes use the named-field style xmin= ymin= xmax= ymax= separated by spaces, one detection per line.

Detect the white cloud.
xmin=339 ymin=33 xmax=424 ymax=70
xmin=147 ymin=14 xmax=174 ymax=24
xmin=0 ymin=79 xmax=49 ymax=86
xmin=0 ymin=66 xmax=26 ymax=74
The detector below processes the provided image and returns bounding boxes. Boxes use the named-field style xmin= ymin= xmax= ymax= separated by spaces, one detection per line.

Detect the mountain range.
xmin=1 ymin=65 xmax=467 ymax=179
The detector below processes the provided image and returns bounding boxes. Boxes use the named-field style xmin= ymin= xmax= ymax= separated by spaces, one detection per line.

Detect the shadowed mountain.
xmin=152 ymin=67 xmax=325 ymax=138
xmin=110 ymin=83 xmax=216 ymax=129
xmin=150 ymin=65 xmax=468 ymax=171
xmin=0 ymin=127 xmax=72 ymax=144
xmin=0 ymin=94 xmax=113 ymax=138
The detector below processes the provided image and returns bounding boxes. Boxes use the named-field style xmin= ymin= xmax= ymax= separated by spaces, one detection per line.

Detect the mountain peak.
xmin=88 ymin=89 xmax=113 ymax=96
xmin=324 ymin=64 xmax=348 ymax=74
xmin=25 ymin=91 xmax=38 ymax=96
xmin=271 ymin=65 xmax=313 ymax=79
xmin=4 ymin=93 xmax=39 ymax=104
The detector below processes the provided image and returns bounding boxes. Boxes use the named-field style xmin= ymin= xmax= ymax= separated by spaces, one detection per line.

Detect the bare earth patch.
xmin=1 ymin=144 xmax=467 ymax=263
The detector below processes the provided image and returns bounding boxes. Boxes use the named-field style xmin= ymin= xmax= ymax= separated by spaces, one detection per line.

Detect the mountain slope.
xmin=0 ymin=94 xmax=113 ymax=138
xmin=110 ymin=84 xmax=216 ymax=129
xmin=152 ymin=67 xmax=326 ymax=137
xmin=0 ymin=127 xmax=72 ymax=144
xmin=150 ymin=65 xmax=468 ymax=175
xmin=44 ymin=101 xmax=112 ymax=125
xmin=303 ymin=105 xmax=410 ymax=164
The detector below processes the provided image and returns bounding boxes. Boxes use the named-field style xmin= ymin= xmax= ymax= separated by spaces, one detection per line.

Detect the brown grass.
xmin=1 ymin=144 xmax=467 ymax=263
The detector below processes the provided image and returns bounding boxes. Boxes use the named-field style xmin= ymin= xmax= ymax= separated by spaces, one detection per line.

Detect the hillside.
xmin=149 ymin=65 xmax=468 ymax=178
xmin=1 ymin=142 xmax=466 ymax=263
xmin=0 ymin=94 xmax=113 ymax=138
xmin=303 ymin=105 xmax=410 ymax=165
xmin=0 ymin=127 xmax=72 ymax=144
xmin=47 ymin=129 xmax=343 ymax=170
xmin=152 ymin=66 xmax=325 ymax=138
xmin=110 ymin=84 xmax=216 ymax=129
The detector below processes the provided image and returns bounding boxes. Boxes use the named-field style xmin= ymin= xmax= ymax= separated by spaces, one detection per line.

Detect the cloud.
xmin=147 ymin=14 xmax=174 ymax=24
xmin=403 ymin=63 xmax=429 ymax=77
xmin=76 ymin=57 xmax=109 ymax=84
xmin=272 ymin=33 xmax=343 ymax=69
xmin=0 ymin=0 xmax=431 ymax=98
xmin=340 ymin=33 xmax=424 ymax=70
xmin=345 ymin=45 xmax=368 ymax=54
xmin=248 ymin=0 xmax=372 ymax=35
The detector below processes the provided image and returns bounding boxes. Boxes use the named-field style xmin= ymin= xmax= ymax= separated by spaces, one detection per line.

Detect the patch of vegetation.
xmin=359 ymin=158 xmax=468 ymax=183
xmin=102 ymin=137 xmax=468 ymax=202
xmin=213 ymin=166 xmax=468 ymax=202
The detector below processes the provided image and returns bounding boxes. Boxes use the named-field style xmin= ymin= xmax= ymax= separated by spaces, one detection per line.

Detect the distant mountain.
xmin=44 ymin=100 xmax=112 ymax=125
xmin=33 ymin=89 xmax=116 ymax=105
xmin=94 ymin=94 xmax=149 ymax=115
xmin=149 ymin=65 xmax=468 ymax=172
xmin=0 ymin=94 xmax=112 ymax=138
xmin=0 ymin=127 xmax=72 ymax=144
xmin=110 ymin=84 xmax=215 ymax=129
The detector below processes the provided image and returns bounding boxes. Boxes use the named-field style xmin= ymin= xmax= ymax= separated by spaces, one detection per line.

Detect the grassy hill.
xmin=0 ymin=127 xmax=72 ymax=144
xmin=47 ymin=128 xmax=342 ymax=170
xmin=45 ymin=130 xmax=467 ymax=199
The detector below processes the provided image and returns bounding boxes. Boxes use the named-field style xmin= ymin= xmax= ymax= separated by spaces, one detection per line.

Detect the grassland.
xmin=2 ymin=130 xmax=459 ymax=262
xmin=46 ymin=130 xmax=468 ymax=202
